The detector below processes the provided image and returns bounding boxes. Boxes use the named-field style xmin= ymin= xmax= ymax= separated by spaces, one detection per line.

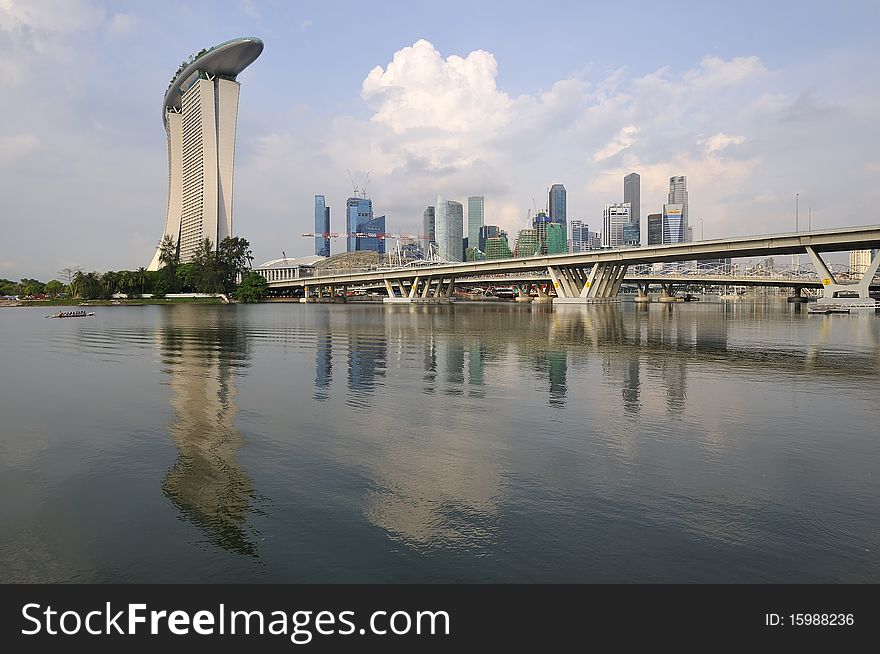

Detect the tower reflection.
xmin=159 ymin=307 xmax=257 ymax=556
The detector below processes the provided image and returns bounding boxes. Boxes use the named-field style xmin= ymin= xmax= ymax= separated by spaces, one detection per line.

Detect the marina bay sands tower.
xmin=148 ymin=37 xmax=263 ymax=270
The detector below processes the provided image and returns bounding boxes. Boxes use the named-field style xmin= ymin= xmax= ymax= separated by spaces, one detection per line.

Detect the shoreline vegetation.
xmin=2 ymin=296 xmax=228 ymax=307
xmin=2 ymin=235 xmax=269 ymax=307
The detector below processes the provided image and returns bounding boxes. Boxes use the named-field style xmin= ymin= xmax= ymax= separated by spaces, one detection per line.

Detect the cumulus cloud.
xmin=685 ymin=55 xmax=769 ymax=91
xmin=594 ymin=125 xmax=640 ymax=162
xmin=0 ymin=0 xmax=104 ymax=33
xmin=362 ymin=39 xmax=512 ymax=135
xmin=701 ymin=133 xmax=746 ymax=153
xmin=234 ymin=39 xmax=861 ymax=262
xmin=3 ymin=27 xmax=872 ymax=278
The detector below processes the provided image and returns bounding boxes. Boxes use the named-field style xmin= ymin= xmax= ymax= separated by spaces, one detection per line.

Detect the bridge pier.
xmin=658 ymin=283 xmax=681 ymax=303
xmin=534 ymin=283 xmax=552 ymax=303
xmin=382 ymin=275 xmax=455 ymax=304
xmin=787 ymin=286 xmax=809 ymax=303
xmin=634 ymin=282 xmax=652 ymax=303
xmin=807 ymin=246 xmax=879 ymax=308
xmin=551 ymin=263 xmax=626 ymax=304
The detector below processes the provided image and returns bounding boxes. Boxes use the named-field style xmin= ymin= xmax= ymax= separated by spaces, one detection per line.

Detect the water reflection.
xmin=346 ymin=310 xmax=387 ymax=408
xmin=158 ymin=307 xmax=257 ymax=556
xmin=5 ymin=300 xmax=880 ymax=582
xmin=314 ymin=309 xmax=332 ymax=401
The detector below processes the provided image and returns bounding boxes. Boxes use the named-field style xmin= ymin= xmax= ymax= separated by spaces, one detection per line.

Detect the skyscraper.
xmin=662 ymin=204 xmax=685 ymax=244
xmin=435 ymin=196 xmax=464 ymax=262
xmin=668 ymin=176 xmax=689 ymax=241
xmin=148 ymin=37 xmax=264 ymax=270
xmin=346 ymin=197 xmax=384 ymax=254
xmin=423 ymin=206 xmax=436 ymax=249
xmin=485 ymin=232 xmax=512 ymax=260
xmin=647 ymin=213 xmax=663 ymax=245
xmin=624 ymin=172 xmax=640 ymax=244
xmin=358 ymin=215 xmax=386 ymax=255
xmin=467 ymin=196 xmax=484 ymax=252
xmin=850 ymin=249 xmax=880 ymax=278
xmin=549 ymin=184 xmax=566 ymax=223
xmin=532 ymin=211 xmax=552 ymax=254
xmin=545 ymin=223 xmax=567 ymax=254
xmin=314 ymin=195 xmax=330 ymax=257
xmin=569 ymin=220 xmax=589 ymax=252
xmin=602 ymin=203 xmax=631 ymax=248
xmin=514 ymin=229 xmax=540 ymax=258
xmin=624 ymin=172 xmax=640 ymax=225
xmin=622 ymin=221 xmax=640 ymax=246
xmin=478 ymin=225 xmax=500 ymax=253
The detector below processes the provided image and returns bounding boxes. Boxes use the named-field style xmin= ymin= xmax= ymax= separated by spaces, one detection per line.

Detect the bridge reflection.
xmin=302 ymin=303 xmax=879 ymax=418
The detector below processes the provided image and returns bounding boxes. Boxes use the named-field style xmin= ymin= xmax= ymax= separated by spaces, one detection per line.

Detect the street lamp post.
xmin=792 ymin=193 xmax=800 ymax=273
xmin=700 ymin=217 xmax=704 ymax=240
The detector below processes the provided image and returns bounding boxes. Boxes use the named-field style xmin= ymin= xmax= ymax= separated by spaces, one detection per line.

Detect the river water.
xmin=1 ymin=300 xmax=878 ymax=582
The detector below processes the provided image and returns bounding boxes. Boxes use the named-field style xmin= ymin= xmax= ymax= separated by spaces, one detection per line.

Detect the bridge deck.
xmin=267 ymin=225 xmax=880 ymax=290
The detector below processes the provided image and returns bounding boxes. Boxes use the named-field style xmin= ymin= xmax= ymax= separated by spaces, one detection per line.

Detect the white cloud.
xmin=107 ymin=12 xmax=137 ymax=38
xmin=240 ymin=0 xmax=260 ymax=19
xmin=685 ymin=55 xmax=769 ymax=91
xmin=701 ymin=133 xmax=746 ymax=153
xmin=0 ymin=0 xmax=104 ymax=33
xmin=362 ymin=39 xmax=512 ymax=135
xmin=234 ymin=41 xmax=842 ymax=262
xmin=594 ymin=125 xmax=640 ymax=162
xmin=0 ymin=133 xmax=39 ymax=164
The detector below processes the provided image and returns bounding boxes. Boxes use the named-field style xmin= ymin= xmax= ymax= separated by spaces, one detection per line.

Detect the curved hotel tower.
xmin=148 ymin=38 xmax=263 ymax=270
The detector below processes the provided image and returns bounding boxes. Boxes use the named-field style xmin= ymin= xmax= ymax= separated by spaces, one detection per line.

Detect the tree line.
xmin=3 ymin=236 xmax=268 ymax=303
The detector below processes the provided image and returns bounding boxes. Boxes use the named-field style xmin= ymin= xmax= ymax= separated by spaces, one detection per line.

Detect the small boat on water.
xmin=45 ymin=310 xmax=95 ymax=318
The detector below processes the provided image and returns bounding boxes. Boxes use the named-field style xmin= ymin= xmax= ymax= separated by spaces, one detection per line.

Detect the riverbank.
xmin=3 ymin=297 xmax=228 ymax=307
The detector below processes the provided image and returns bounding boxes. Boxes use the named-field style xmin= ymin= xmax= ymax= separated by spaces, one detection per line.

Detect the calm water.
xmin=1 ymin=300 xmax=878 ymax=583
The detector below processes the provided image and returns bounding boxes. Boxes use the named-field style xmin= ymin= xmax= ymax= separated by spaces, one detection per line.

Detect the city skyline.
xmin=1 ymin=1 xmax=879 ymax=279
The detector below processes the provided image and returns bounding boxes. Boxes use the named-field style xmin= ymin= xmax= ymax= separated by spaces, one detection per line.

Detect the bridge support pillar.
xmin=383 ymin=275 xmax=455 ymax=304
xmin=634 ymin=282 xmax=651 ymax=303
xmin=552 ymin=263 xmax=626 ymax=304
xmin=534 ymin=284 xmax=552 ymax=303
xmin=658 ymin=283 xmax=680 ymax=303
xmin=807 ymin=245 xmax=879 ymax=307
xmin=787 ymin=286 xmax=808 ymax=303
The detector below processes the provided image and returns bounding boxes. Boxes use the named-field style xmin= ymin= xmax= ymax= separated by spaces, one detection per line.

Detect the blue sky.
xmin=1 ymin=0 xmax=879 ymax=278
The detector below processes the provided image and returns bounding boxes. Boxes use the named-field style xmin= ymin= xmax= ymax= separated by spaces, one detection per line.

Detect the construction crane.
xmin=346 ymin=169 xmax=371 ymax=199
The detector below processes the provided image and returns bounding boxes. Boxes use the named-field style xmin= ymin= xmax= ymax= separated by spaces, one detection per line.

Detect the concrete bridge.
xmin=265 ymin=225 xmax=880 ymax=306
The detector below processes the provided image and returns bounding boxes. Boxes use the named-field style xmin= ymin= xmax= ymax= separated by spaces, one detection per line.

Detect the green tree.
xmin=191 ymin=238 xmax=223 ymax=293
xmin=236 ymin=271 xmax=268 ymax=303
xmin=72 ymin=271 xmax=101 ymax=299
xmin=217 ymin=236 xmax=254 ymax=294
xmin=176 ymin=263 xmax=197 ymax=292
xmin=45 ymin=280 xmax=64 ymax=297
xmin=101 ymin=271 xmax=120 ymax=297
xmin=158 ymin=235 xmax=179 ymax=292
